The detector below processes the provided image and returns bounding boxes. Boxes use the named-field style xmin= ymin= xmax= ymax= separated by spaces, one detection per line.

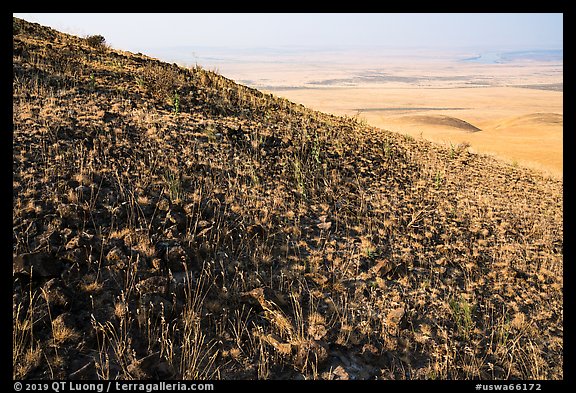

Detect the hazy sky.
xmin=14 ymin=13 xmax=563 ymax=53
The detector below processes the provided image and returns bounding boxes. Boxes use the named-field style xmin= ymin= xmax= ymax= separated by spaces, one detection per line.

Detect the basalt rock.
xmin=13 ymin=251 xmax=67 ymax=280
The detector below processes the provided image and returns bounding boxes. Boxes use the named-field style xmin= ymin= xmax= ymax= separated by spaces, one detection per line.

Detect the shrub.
xmin=138 ymin=63 xmax=185 ymax=103
xmin=86 ymin=35 xmax=106 ymax=48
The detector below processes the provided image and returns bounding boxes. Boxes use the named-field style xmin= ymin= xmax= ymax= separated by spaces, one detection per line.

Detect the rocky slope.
xmin=13 ymin=17 xmax=563 ymax=380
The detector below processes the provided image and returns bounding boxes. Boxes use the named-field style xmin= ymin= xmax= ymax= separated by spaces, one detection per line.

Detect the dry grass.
xmin=13 ymin=17 xmax=563 ymax=380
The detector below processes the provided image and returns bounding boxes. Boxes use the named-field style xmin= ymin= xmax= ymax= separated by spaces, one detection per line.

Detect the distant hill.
xmin=494 ymin=113 xmax=563 ymax=129
xmin=13 ymin=17 xmax=563 ymax=380
xmin=399 ymin=115 xmax=482 ymax=132
xmin=499 ymin=49 xmax=563 ymax=62
xmin=461 ymin=49 xmax=563 ymax=64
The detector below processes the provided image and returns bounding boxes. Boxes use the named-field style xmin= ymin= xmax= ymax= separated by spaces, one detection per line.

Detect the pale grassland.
xmin=211 ymin=55 xmax=562 ymax=178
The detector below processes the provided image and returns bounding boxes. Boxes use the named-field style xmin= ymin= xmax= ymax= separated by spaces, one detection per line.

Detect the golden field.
xmin=212 ymin=52 xmax=563 ymax=178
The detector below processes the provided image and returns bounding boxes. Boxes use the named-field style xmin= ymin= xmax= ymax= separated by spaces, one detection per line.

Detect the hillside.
xmin=12 ymin=17 xmax=563 ymax=380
